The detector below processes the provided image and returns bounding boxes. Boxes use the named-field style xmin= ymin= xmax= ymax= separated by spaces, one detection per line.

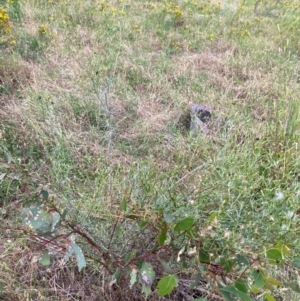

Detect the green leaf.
xmin=207 ymin=212 xmax=218 ymax=222
xmin=235 ymin=278 xmax=248 ymax=293
xmin=252 ymin=269 xmax=264 ymax=289
xmin=111 ymin=268 xmax=121 ymax=285
xmin=142 ymin=283 xmax=152 ymax=298
xmin=193 ymin=299 xmax=208 ymax=301
xmin=125 ymin=249 xmax=137 ymax=265
xmin=190 ymin=272 xmax=202 ymax=289
xmin=6 ymin=151 xmax=12 ymax=164
xmin=250 ymin=286 xmax=261 ymax=293
xmin=139 ymin=262 xmax=156 ymax=285
xmin=50 ymin=211 xmax=60 ymax=231
xmin=64 ymin=242 xmax=86 ymax=271
xmin=0 ymin=173 xmax=6 ymax=181
xmin=174 ymin=217 xmax=194 ymax=231
xmin=120 ymin=198 xmax=127 ymax=212
xmin=40 ymin=190 xmax=49 ymax=201
xmin=274 ymin=243 xmax=291 ymax=255
xmin=8 ymin=172 xmax=22 ymax=180
xmin=264 ymin=293 xmax=276 ymax=301
xmin=199 ymin=249 xmax=210 ymax=263
xmin=22 ymin=207 xmax=52 ymax=233
xmin=265 ymin=277 xmax=281 ymax=287
xmin=157 ymin=275 xmax=178 ymax=296
xmin=220 ymin=285 xmax=254 ymax=301
xmin=286 ymin=282 xmax=300 ymax=293
xmin=129 ymin=268 xmax=138 ymax=288
xmin=71 ymin=242 xmax=86 ymax=271
xmin=292 ymin=258 xmax=300 ymax=268
xmin=61 ymin=209 xmax=68 ymax=221
xmin=236 ymin=254 xmax=251 ymax=266
xmin=158 ymin=233 xmax=167 ymax=245
xmin=220 ymin=257 xmax=235 ymax=273
xmin=39 ymin=252 xmax=51 ymax=266
xmin=266 ymin=248 xmax=284 ymax=266
xmin=64 ymin=245 xmax=74 ymax=262
xmin=139 ymin=220 xmax=148 ymax=228
xmin=220 ymin=289 xmax=235 ymax=301
xmin=139 ymin=263 xmax=154 ymax=297
xmin=157 ymin=257 xmax=174 ymax=275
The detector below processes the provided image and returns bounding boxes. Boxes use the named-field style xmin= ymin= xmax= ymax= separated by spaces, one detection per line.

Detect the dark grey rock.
xmin=190 ymin=104 xmax=211 ymax=134
xmin=177 ymin=104 xmax=212 ymax=135
xmin=190 ymin=104 xmax=211 ymax=123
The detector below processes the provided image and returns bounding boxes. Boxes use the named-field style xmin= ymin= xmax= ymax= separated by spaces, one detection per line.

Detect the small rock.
xmin=177 ymin=104 xmax=212 ymax=134
xmin=190 ymin=104 xmax=211 ymax=134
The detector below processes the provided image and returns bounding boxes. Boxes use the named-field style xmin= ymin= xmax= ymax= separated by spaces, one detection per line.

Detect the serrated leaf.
xmin=250 ymin=286 xmax=261 ymax=293
xmin=140 ymin=262 xmax=155 ymax=285
xmin=286 ymin=282 xmax=300 ymax=293
xmin=199 ymin=249 xmax=210 ymax=263
xmin=252 ymin=269 xmax=264 ymax=289
xmin=220 ymin=285 xmax=254 ymax=301
xmin=142 ymin=283 xmax=152 ymax=298
xmin=220 ymin=289 xmax=236 ymax=301
xmin=70 ymin=242 xmax=86 ymax=271
xmin=265 ymin=277 xmax=281 ymax=287
xmin=264 ymin=293 xmax=276 ymax=301
xmin=50 ymin=211 xmax=60 ymax=231
xmin=235 ymin=278 xmax=248 ymax=293
xmin=292 ymin=258 xmax=300 ymax=268
xmin=236 ymin=254 xmax=251 ymax=266
xmin=157 ymin=257 xmax=174 ymax=274
xmin=125 ymin=250 xmax=137 ymax=265
xmin=158 ymin=233 xmax=167 ymax=245
xmin=64 ymin=245 xmax=74 ymax=262
xmin=157 ymin=275 xmax=178 ymax=296
xmin=190 ymin=272 xmax=202 ymax=289
xmin=174 ymin=217 xmax=194 ymax=231
xmin=266 ymin=248 xmax=284 ymax=265
xmin=163 ymin=211 xmax=175 ymax=223
xmin=22 ymin=207 xmax=52 ymax=233
xmin=220 ymin=257 xmax=235 ymax=273
xmin=39 ymin=252 xmax=51 ymax=266
xmin=110 ymin=268 xmax=121 ymax=285
xmin=130 ymin=268 xmax=137 ymax=288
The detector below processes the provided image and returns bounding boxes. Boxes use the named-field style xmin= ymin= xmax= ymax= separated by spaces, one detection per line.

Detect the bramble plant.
xmin=18 ymin=185 xmax=300 ymax=300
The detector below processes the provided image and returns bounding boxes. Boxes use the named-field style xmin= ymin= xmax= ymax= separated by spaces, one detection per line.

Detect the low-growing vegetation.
xmin=1 ymin=0 xmax=300 ymax=300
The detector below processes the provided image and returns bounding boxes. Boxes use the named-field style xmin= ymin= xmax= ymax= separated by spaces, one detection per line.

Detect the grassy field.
xmin=1 ymin=0 xmax=300 ymax=300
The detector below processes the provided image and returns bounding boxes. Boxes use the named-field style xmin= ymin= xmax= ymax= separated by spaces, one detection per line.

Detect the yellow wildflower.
xmin=38 ymin=24 xmax=47 ymax=35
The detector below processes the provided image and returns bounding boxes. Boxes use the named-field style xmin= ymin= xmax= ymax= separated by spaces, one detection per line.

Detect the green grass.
xmin=1 ymin=0 xmax=300 ymax=300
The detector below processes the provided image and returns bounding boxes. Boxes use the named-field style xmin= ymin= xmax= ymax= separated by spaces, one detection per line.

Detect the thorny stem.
xmin=107 ymin=215 xmax=120 ymax=251
xmin=239 ymin=257 xmax=260 ymax=279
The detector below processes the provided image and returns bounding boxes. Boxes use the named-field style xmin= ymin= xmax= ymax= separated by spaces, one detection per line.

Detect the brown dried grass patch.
xmin=0 ymin=57 xmax=32 ymax=104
